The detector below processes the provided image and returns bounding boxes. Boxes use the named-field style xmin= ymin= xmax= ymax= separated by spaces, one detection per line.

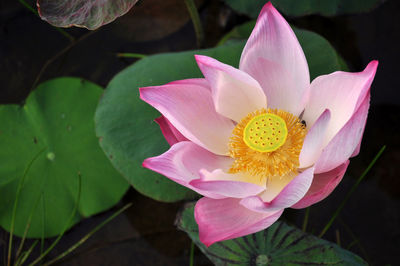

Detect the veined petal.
xmin=240 ymin=2 xmax=309 ymax=116
xmin=195 ymin=197 xmax=283 ymax=247
xmin=189 ymin=169 xmax=266 ymax=198
xmin=140 ymin=78 xmax=235 ymax=155
xmin=244 ymin=58 xmax=307 ymax=115
xmin=315 ymin=93 xmax=370 ymax=174
xmin=292 ymin=161 xmax=349 ymax=209
xmin=303 ymin=61 xmax=378 ymax=146
xmin=240 ymin=167 xmax=314 ymax=213
xmin=195 ymin=55 xmax=266 ymax=122
xmin=155 ymin=116 xmax=187 ymax=146
xmin=143 ymin=141 xmax=231 ymax=199
xmin=299 ymin=109 xmax=331 ymax=168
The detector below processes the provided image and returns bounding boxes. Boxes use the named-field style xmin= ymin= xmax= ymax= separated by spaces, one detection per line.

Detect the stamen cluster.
xmin=229 ymin=108 xmax=307 ymax=178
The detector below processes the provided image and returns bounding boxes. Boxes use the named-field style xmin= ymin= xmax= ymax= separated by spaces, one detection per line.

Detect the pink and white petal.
xmin=189 ymin=169 xmax=266 ymax=198
xmin=195 ymin=55 xmax=266 ymax=122
xmin=195 ymin=197 xmax=283 ymax=247
xmin=244 ymin=58 xmax=307 ymax=116
xmin=240 ymin=2 xmax=309 ymax=116
xmin=155 ymin=116 xmax=187 ymax=146
xmin=303 ymin=61 xmax=378 ymax=146
xmin=315 ymin=93 xmax=370 ymax=174
xmin=140 ymin=78 xmax=235 ymax=155
xmin=167 ymin=78 xmax=211 ymax=89
xmin=292 ymin=161 xmax=349 ymax=209
xmin=351 ymin=138 xmax=363 ymax=158
xmin=240 ymin=167 xmax=315 ymax=213
xmin=143 ymin=141 xmax=232 ymax=199
xmin=299 ymin=109 xmax=331 ymax=168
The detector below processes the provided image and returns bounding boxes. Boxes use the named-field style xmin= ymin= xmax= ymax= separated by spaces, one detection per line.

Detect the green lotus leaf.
xmin=0 ymin=77 xmax=129 ymax=238
xmin=224 ymin=0 xmax=385 ymax=18
xmin=177 ymin=204 xmax=367 ymax=265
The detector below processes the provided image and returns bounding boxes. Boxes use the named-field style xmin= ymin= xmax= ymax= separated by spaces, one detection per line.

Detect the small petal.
xmin=143 ymin=141 xmax=231 ymax=199
xmin=315 ymin=93 xmax=370 ymax=173
xmin=140 ymin=78 xmax=234 ymax=155
xmin=303 ymin=61 xmax=378 ymax=145
xmin=155 ymin=116 xmax=187 ymax=146
xmin=240 ymin=3 xmax=309 ymax=116
xmin=189 ymin=169 xmax=266 ymax=198
xmin=240 ymin=167 xmax=315 ymax=212
xmin=195 ymin=55 xmax=266 ymax=122
xmin=299 ymin=109 xmax=331 ymax=168
xmin=195 ymin=197 xmax=283 ymax=247
xmin=292 ymin=161 xmax=349 ymax=209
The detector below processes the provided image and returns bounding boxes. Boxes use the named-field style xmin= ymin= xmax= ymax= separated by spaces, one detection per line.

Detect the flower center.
xmin=243 ymin=113 xmax=288 ymax=152
xmin=229 ymin=108 xmax=306 ymax=178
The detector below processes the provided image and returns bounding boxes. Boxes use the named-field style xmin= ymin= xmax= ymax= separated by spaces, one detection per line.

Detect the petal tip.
xmin=195 ymin=54 xmax=215 ymax=67
xmin=154 ymin=116 xmax=163 ymax=124
xmin=365 ymin=60 xmax=379 ymax=72
xmin=142 ymin=158 xmax=151 ymax=169
xmin=264 ymin=1 xmax=275 ymax=11
xmin=194 ymin=54 xmax=207 ymax=62
xmin=138 ymin=87 xmax=146 ymax=100
xmin=259 ymin=1 xmax=280 ymax=18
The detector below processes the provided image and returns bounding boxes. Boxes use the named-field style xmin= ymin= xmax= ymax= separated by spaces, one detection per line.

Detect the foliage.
xmin=37 ymin=0 xmax=138 ymax=30
xmin=0 ymin=78 xmax=129 ymax=238
xmin=224 ymin=0 xmax=385 ymax=18
xmin=177 ymin=204 xmax=367 ymax=265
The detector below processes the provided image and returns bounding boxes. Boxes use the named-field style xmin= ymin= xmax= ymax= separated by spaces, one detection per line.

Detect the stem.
xmin=43 ymin=203 xmax=132 ymax=266
xmin=189 ymin=241 xmax=195 ymax=266
xmin=116 ymin=53 xmax=147 ymax=59
xmin=40 ymin=193 xmax=46 ymax=256
xmin=28 ymin=173 xmax=82 ymax=266
xmin=184 ymin=0 xmax=204 ymax=48
xmin=15 ymin=193 xmax=44 ymax=261
xmin=335 ymin=229 xmax=341 ymax=246
xmin=318 ymin=145 xmax=386 ymax=238
xmin=7 ymin=148 xmax=45 ymax=266
xmin=31 ymin=30 xmax=96 ymax=91
xmin=301 ymin=207 xmax=310 ymax=232
xmin=14 ymin=241 xmax=39 ymax=266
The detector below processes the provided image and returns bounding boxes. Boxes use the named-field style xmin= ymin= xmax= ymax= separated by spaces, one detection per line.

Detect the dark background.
xmin=0 ymin=0 xmax=399 ymax=265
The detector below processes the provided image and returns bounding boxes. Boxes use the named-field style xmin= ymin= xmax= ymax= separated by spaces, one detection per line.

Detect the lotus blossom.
xmin=140 ymin=2 xmax=378 ymax=246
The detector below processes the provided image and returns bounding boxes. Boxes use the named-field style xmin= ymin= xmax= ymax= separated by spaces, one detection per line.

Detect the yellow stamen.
xmin=229 ymin=108 xmax=306 ymax=178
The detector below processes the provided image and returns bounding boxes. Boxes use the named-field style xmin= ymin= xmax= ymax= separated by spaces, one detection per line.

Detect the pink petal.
xmin=195 ymin=197 xmax=283 ymax=247
xmin=315 ymin=93 xmax=370 ymax=174
xmin=351 ymin=138 xmax=362 ymax=157
xmin=299 ymin=109 xmax=331 ymax=168
xmin=140 ymin=78 xmax=235 ymax=155
xmin=143 ymin=141 xmax=266 ymax=199
xmin=239 ymin=3 xmax=309 ymax=116
xmin=189 ymin=169 xmax=266 ymax=198
xmin=303 ymin=61 xmax=378 ymax=146
xmin=240 ymin=167 xmax=315 ymax=212
xmin=155 ymin=116 xmax=187 ymax=146
xmin=143 ymin=141 xmax=232 ymax=199
xmin=243 ymin=58 xmax=307 ymax=116
xmin=292 ymin=161 xmax=349 ymax=209
xmin=195 ymin=55 xmax=266 ymax=122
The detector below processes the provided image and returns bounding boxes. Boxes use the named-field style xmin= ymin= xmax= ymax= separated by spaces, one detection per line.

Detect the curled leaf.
xmin=37 ymin=0 xmax=138 ymax=30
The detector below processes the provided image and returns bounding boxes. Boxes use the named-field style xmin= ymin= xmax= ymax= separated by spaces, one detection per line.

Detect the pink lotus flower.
xmin=140 ymin=2 xmax=378 ymax=246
